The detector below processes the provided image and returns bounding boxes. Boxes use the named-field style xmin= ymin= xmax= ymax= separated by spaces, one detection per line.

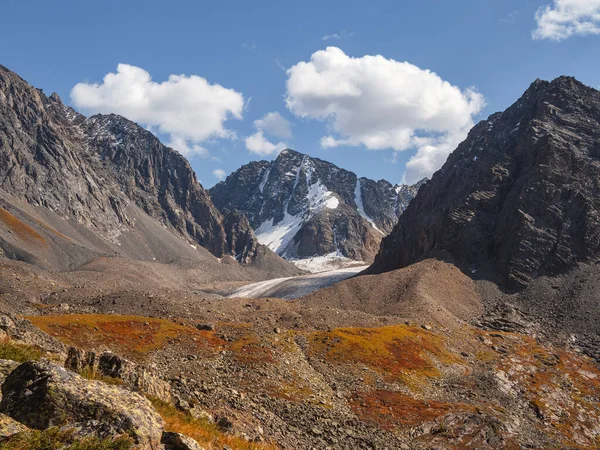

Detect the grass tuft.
xmin=76 ymin=367 xmax=123 ymax=386
xmin=26 ymin=314 xmax=225 ymax=359
xmin=0 ymin=338 xmax=43 ymax=363
xmin=1 ymin=427 xmax=133 ymax=450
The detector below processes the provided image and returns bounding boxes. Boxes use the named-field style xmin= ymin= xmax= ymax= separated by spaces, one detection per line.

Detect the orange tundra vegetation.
xmin=149 ymin=397 xmax=277 ymax=450
xmin=349 ymin=390 xmax=468 ymax=429
xmin=27 ymin=314 xmax=225 ymax=360
xmin=0 ymin=207 xmax=47 ymax=245
xmin=309 ymin=324 xmax=466 ymax=387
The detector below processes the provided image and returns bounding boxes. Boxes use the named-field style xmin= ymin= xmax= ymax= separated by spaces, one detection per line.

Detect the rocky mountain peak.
xmin=210 ymin=149 xmax=425 ymax=270
xmin=369 ymin=76 xmax=600 ymax=289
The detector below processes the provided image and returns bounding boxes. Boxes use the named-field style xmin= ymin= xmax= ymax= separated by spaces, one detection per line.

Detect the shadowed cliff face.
xmin=0 ymin=65 xmax=262 ymax=264
xmin=369 ymin=76 xmax=600 ymax=289
xmin=209 ymin=149 xmax=425 ymax=263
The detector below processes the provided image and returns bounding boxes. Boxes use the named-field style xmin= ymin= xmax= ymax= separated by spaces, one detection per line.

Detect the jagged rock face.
xmin=0 ymin=67 xmax=129 ymax=236
xmin=0 ymin=65 xmax=258 ymax=263
xmin=210 ymin=149 xmax=425 ymax=264
xmin=83 ymin=114 xmax=231 ymax=257
xmin=370 ymin=76 xmax=600 ymax=289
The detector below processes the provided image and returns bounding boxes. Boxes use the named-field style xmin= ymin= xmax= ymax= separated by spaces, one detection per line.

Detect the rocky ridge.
xmin=210 ymin=149 xmax=425 ymax=270
xmin=0 ymin=64 xmax=284 ymax=270
xmin=370 ymin=76 xmax=600 ymax=289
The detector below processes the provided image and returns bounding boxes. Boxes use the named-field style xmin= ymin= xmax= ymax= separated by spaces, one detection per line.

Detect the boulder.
xmin=98 ymin=352 xmax=171 ymax=402
xmin=0 ymin=359 xmax=19 ymax=401
xmin=0 ymin=359 xmax=18 ymax=383
xmin=65 ymin=346 xmax=97 ymax=373
xmin=161 ymin=431 xmax=205 ymax=450
xmin=0 ymin=360 xmax=164 ymax=449
xmin=0 ymin=412 xmax=28 ymax=438
xmin=65 ymin=349 xmax=171 ymax=402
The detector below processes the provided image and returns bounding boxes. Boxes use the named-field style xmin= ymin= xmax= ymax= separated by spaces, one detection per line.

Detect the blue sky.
xmin=1 ymin=0 xmax=599 ymax=187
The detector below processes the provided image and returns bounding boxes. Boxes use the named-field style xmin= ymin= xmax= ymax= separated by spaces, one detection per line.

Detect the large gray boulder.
xmin=0 ymin=360 xmax=165 ymax=449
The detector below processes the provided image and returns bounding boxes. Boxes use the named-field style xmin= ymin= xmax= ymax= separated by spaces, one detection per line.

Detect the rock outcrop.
xmin=66 ymin=347 xmax=172 ymax=402
xmin=0 ymin=360 xmax=165 ymax=449
xmin=210 ymin=149 xmax=425 ymax=267
xmin=369 ymin=76 xmax=600 ymax=289
xmin=0 ymin=65 xmax=270 ymax=268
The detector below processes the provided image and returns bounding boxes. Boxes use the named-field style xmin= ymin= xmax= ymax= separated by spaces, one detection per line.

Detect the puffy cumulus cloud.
xmin=533 ymin=0 xmax=600 ymax=40
xmin=244 ymin=111 xmax=290 ymax=156
xmin=245 ymin=130 xmax=287 ymax=156
xmin=71 ymin=64 xmax=244 ymax=156
xmin=285 ymin=47 xmax=485 ymax=183
xmin=253 ymin=112 xmax=292 ymax=138
xmin=212 ymin=169 xmax=227 ymax=181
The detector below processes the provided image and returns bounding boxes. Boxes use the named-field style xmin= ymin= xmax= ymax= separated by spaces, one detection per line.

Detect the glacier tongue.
xmin=290 ymin=251 xmax=365 ymax=273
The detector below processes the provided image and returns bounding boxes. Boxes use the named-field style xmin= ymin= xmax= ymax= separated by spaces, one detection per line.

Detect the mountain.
xmin=0 ymin=65 xmax=296 ymax=275
xmin=209 ymin=149 xmax=425 ymax=270
xmin=369 ymin=76 xmax=600 ymax=290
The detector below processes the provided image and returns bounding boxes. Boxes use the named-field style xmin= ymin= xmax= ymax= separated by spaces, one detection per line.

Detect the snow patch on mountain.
xmin=355 ymin=179 xmax=383 ymax=234
xmin=258 ymin=166 xmax=271 ymax=193
xmin=255 ymin=212 xmax=304 ymax=256
xmin=255 ymin=157 xmax=339 ymax=255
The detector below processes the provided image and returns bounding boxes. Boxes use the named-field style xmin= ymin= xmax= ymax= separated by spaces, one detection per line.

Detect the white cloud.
xmin=533 ymin=0 xmax=600 ymax=40
xmin=212 ymin=169 xmax=227 ymax=181
xmin=321 ymin=31 xmax=354 ymax=41
xmin=285 ymin=47 xmax=485 ymax=183
xmin=499 ymin=10 xmax=519 ymax=25
xmin=244 ymin=111 xmax=290 ymax=156
xmin=245 ymin=131 xmax=287 ymax=156
xmin=71 ymin=64 xmax=244 ymax=156
xmin=253 ymin=112 xmax=292 ymax=138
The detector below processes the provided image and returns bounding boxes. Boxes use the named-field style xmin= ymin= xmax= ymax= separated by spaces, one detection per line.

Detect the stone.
xmin=97 ymin=352 xmax=171 ymax=402
xmin=0 ymin=412 xmax=28 ymax=438
xmin=0 ymin=360 xmax=164 ymax=449
xmin=196 ymin=323 xmax=215 ymax=331
xmin=0 ymin=316 xmax=15 ymax=332
xmin=65 ymin=347 xmax=97 ymax=373
xmin=0 ymin=360 xmax=18 ymax=385
xmin=161 ymin=431 xmax=205 ymax=450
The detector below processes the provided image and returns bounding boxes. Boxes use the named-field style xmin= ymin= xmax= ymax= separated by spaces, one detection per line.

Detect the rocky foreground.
xmin=0 ymin=259 xmax=600 ymax=449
